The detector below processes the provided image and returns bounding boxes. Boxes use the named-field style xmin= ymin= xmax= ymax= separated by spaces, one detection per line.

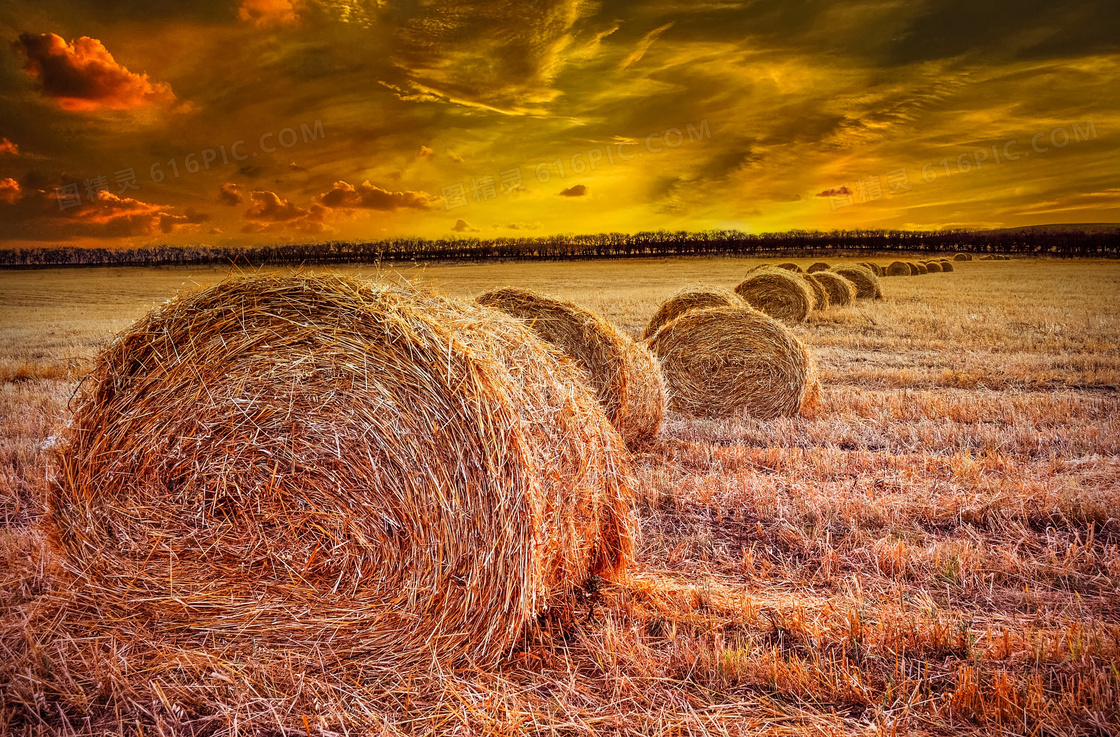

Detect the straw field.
xmin=2 ymin=256 xmax=1119 ymax=736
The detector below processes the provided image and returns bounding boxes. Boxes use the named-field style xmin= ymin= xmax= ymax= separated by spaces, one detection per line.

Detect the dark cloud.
xmin=816 ymin=186 xmax=852 ymax=198
xmin=313 ymin=180 xmax=433 ymax=210
xmin=558 ymin=184 xmax=588 ymax=197
xmin=219 ymin=183 xmax=244 ymax=205
xmin=238 ymin=0 xmax=298 ymax=27
xmin=13 ymin=33 xmax=180 ymax=112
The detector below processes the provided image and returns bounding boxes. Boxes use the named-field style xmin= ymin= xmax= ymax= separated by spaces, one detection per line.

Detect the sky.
xmin=0 ymin=0 xmax=1117 ymax=247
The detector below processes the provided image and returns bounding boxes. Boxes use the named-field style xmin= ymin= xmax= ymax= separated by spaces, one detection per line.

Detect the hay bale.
xmin=924 ymin=260 xmax=942 ymax=273
xmin=810 ymin=271 xmax=856 ymax=307
xmin=643 ymin=287 xmax=745 ymax=340
xmin=734 ymin=270 xmax=814 ymax=324
xmin=802 ymin=273 xmax=830 ymax=311
xmin=52 ymin=275 xmax=636 ymax=669
xmin=859 ymin=262 xmax=883 ymax=276
xmin=830 ymin=264 xmax=882 ymax=299
xmin=953 ymin=253 xmax=970 ymax=261
xmin=806 ymin=262 xmax=830 ymax=273
xmin=775 ymin=262 xmax=804 ymax=273
xmin=912 ymin=261 xmax=928 ymax=274
xmin=646 ymin=306 xmax=814 ymax=419
xmin=979 ymin=254 xmax=994 ymax=260
xmin=939 ymin=259 xmax=954 ymax=272
xmin=478 ymin=287 xmax=665 ymax=448
xmin=887 ymin=260 xmax=911 ymax=277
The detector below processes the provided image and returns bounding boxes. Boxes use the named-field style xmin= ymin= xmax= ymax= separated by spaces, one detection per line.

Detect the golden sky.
xmin=0 ymin=0 xmax=1117 ymax=246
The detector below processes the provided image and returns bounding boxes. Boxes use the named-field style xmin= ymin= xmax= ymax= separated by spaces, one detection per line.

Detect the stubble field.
xmin=1 ymin=257 xmax=1118 ymax=735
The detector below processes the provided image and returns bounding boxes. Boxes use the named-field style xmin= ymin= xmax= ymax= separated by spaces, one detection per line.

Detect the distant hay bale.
xmin=830 ymin=264 xmax=882 ymax=299
xmin=806 ymin=262 xmax=830 ymax=273
xmin=734 ymin=270 xmax=814 ymax=324
xmin=939 ymin=259 xmax=954 ymax=272
xmin=643 ymin=287 xmax=745 ymax=340
xmin=912 ymin=261 xmax=929 ymax=274
xmin=802 ymin=273 xmax=830 ymax=311
xmin=646 ymin=306 xmax=814 ymax=420
xmin=52 ymin=275 xmax=636 ymax=669
xmin=954 ymin=253 xmax=971 ymax=261
xmin=810 ymin=271 xmax=856 ymax=307
xmin=924 ymin=260 xmax=942 ymax=273
xmin=775 ymin=262 xmax=804 ymax=273
xmin=887 ymin=260 xmax=911 ymax=277
xmin=478 ymin=287 xmax=665 ymax=448
xmin=859 ymin=262 xmax=883 ymax=276
xmin=979 ymin=254 xmax=994 ymax=260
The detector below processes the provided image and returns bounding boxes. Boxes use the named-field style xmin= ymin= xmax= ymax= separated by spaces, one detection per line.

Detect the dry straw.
xmin=734 ymin=270 xmax=814 ymax=323
xmin=806 ymin=262 xmax=830 ymax=273
xmin=830 ymin=264 xmax=882 ymax=299
xmin=52 ymin=274 xmax=637 ymax=673
xmin=811 ymin=271 xmax=857 ymax=306
xmin=887 ymin=260 xmax=911 ymax=277
xmin=646 ymin=306 xmax=815 ymax=419
xmin=802 ymin=273 xmax=830 ymax=311
xmin=478 ymin=287 xmax=665 ymax=448
xmin=643 ymin=287 xmax=746 ymax=340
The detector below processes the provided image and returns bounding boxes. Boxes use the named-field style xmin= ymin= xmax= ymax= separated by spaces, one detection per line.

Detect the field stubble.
xmin=1 ymin=257 xmax=1118 ymax=735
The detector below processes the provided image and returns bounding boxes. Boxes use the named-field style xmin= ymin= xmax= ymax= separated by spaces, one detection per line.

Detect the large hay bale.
xmin=830 ymin=264 xmax=882 ymax=299
xmin=734 ymin=270 xmax=814 ymax=324
xmin=478 ymin=287 xmax=665 ymax=448
xmin=802 ymin=273 xmax=831 ymax=311
xmin=954 ymin=253 xmax=970 ymax=261
xmin=643 ymin=287 xmax=745 ymax=340
xmin=775 ymin=262 xmax=804 ymax=273
xmin=924 ymin=260 xmax=942 ymax=273
xmin=52 ymin=275 xmax=636 ymax=669
xmin=887 ymin=260 xmax=911 ymax=277
xmin=646 ymin=306 xmax=814 ymax=419
xmin=811 ymin=271 xmax=856 ymax=307
xmin=939 ymin=259 xmax=954 ymax=272
xmin=806 ymin=262 xmax=830 ymax=273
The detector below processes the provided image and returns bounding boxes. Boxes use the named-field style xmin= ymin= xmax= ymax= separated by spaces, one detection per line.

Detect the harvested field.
xmin=2 ymin=257 xmax=1119 ymax=736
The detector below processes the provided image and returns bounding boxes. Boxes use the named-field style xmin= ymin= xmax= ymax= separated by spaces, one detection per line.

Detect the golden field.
xmin=1 ymin=257 xmax=1118 ymax=735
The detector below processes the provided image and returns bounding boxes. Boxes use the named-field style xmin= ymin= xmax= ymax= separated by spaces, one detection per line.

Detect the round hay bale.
xmin=979 ymin=254 xmax=994 ymax=260
xmin=859 ymin=262 xmax=883 ymax=276
xmin=912 ymin=261 xmax=929 ymax=275
xmin=830 ymin=264 xmax=882 ymax=299
xmin=646 ymin=306 xmax=814 ymax=419
xmin=887 ymin=260 xmax=911 ymax=277
xmin=478 ymin=287 xmax=665 ymax=448
xmin=811 ymin=271 xmax=856 ymax=307
xmin=643 ymin=287 xmax=745 ymax=340
xmin=806 ymin=262 xmax=830 ymax=273
xmin=775 ymin=262 xmax=804 ymax=273
xmin=52 ymin=275 xmax=636 ymax=669
xmin=954 ymin=253 xmax=970 ymax=261
xmin=802 ymin=273 xmax=830 ymax=311
xmin=924 ymin=260 xmax=942 ymax=273
xmin=734 ymin=270 xmax=814 ymax=324
xmin=939 ymin=259 xmax=954 ymax=272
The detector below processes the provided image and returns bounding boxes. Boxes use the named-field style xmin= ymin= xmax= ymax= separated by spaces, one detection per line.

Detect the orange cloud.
xmin=243 ymin=190 xmax=329 ymax=233
xmin=418 ymin=145 xmax=434 ymax=159
xmin=314 ymin=180 xmax=434 ymax=211
xmin=70 ymin=192 xmax=208 ymax=235
xmin=238 ymin=0 xmax=298 ymax=27
xmin=451 ymin=218 xmax=479 ymax=232
xmin=219 ymin=183 xmax=244 ymax=206
xmin=15 ymin=33 xmax=178 ymax=112
xmin=0 ymin=138 xmax=18 ymax=156
xmin=0 ymin=178 xmax=21 ymax=205
xmin=558 ymin=184 xmax=588 ymax=197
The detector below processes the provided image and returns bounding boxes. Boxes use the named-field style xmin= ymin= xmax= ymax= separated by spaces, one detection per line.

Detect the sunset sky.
xmin=0 ymin=0 xmax=1117 ymax=247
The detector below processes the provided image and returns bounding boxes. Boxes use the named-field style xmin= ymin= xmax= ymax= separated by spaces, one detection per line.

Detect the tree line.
xmin=1 ymin=228 xmax=1116 ymax=268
